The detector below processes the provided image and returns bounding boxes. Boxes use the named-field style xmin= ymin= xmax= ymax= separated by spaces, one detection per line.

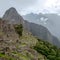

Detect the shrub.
xmin=34 ymin=39 xmax=60 ymax=60
xmin=15 ymin=24 xmax=23 ymax=36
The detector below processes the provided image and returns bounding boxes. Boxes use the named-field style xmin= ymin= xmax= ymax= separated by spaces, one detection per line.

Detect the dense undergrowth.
xmin=34 ymin=38 xmax=60 ymax=60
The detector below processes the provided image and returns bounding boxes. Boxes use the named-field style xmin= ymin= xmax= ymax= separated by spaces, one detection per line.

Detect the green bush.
xmin=34 ymin=39 xmax=60 ymax=60
xmin=15 ymin=24 xmax=23 ymax=36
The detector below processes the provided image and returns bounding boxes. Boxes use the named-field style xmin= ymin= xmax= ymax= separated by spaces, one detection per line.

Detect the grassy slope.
xmin=34 ymin=39 xmax=60 ymax=60
xmin=0 ymin=30 xmax=47 ymax=60
xmin=0 ymin=24 xmax=60 ymax=60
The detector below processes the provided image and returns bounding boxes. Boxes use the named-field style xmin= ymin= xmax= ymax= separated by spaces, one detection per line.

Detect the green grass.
xmin=34 ymin=39 xmax=60 ymax=60
xmin=0 ymin=53 xmax=15 ymax=60
xmin=12 ymin=52 xmax=30 ymax=60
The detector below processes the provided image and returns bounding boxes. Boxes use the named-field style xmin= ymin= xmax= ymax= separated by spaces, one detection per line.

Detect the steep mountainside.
xmin=0 ymin=7 xmax=60 ymax=60
xmin=23 ymin=13 xmax=60 ymax=38
xmin=0 ymin=19 xmax=60 ymax=60
xmin=2 ymin=7 xmax=60 ymax=48
xmin=0 ymin=19 xmax=47 ymax=60
xmin=24 ymin=21 xmax=60 ymax=48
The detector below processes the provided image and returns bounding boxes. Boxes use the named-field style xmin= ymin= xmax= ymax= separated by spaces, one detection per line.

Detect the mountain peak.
xmin=8 ymin=7 xmax=17 ymax=12
xmin=4 ymin=7 xmax=18 ymax=16
xmin=3 ymin=7 xmax=24 ymax=24
xmin=9 ymin=7 xmax=16 ymax=10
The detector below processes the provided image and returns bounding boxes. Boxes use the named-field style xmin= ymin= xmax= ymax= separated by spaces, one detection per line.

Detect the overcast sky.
xmin=0 ymin=0 xmax=60 ymax=17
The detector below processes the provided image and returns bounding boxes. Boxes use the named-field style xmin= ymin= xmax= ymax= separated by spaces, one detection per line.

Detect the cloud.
xmin=9 ymin=0 xmax=37 ymax=8
xmin=20 ymin=0 xmax=60 ymax=14
xmin=0 ymin=0 xmax=38 ymax=16
xmin=0 ymin=0 xmax=60 ymax=16
xmin=43 ymin=0 xmax=60 ymax=13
